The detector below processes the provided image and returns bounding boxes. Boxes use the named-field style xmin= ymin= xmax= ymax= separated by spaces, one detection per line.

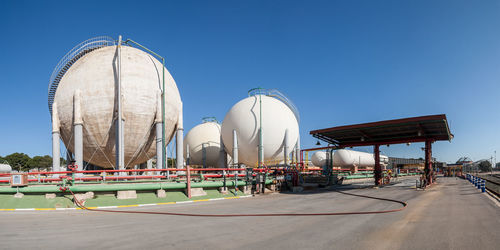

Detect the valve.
xmin=67 ymin=164 xmax=78 ymax=172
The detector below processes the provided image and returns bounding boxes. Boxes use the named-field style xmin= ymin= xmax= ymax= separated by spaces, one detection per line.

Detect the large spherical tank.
xmin=311 ymin=151 xmax=327 ymax=167
xmin=184 ymin=122 xmax=221 ymax=167
xmin=333 ymin=149 xmax=388 ymax=167
xmin=221 ymin=95 xmax=299 ymax=167
xmin=54 ymin=46 xmax=182 ymax=168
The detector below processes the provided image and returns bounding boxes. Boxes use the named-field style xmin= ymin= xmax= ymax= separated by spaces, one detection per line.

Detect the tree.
xmin=478 ymin=160 xmax=492 ymax=172
xmin=167 ymin=158 xmax=176 ymax=167
xmin=27 ymin=155 xmax=52 ymax=170
xmin=60 ymin=157 xmax=67 ymax=166
xmin=4 ymin=153 xmax=31 ymax=171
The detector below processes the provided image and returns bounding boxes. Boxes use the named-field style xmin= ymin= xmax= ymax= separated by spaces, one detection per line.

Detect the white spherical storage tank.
xmin=333 ymin=149 xmax=388 ymax=167
xmin=221 ymin=94 xmax=299 ymax=167
xmin=53 ymin=44 xmax=182 ymax=168
xmin=184 ymin=121 xmax=222 ymax=167
xmin=311 ymin=151 xmax=327 ymax=167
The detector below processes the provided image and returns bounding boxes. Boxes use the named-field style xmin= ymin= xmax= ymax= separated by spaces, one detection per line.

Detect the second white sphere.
xmin=184 ymin=122 xmax=222 ymax=167
xmin=221 ymin=95 xmax=299 ymax=167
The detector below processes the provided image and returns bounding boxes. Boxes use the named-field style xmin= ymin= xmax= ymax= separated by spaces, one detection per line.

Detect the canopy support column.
xmin=374 ymin=144 xmax=381 ymax=186
xmin=425 ymin=140 xmax=433 ymax=185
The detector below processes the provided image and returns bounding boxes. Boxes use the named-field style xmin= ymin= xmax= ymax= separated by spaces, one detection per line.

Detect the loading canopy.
xmin=309 ymin=114 xmax=453 ymax=186
xmin=310 ymin=114 xmax=453 ymax=147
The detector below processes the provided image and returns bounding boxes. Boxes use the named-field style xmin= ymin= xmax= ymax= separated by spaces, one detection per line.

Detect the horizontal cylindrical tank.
xmin=54 ymin=45 xmax=182 ymax=168
xmin=221 ymin=95 xmax=299 ymax=167
xmin=333 ymin=149 xmax=388 ymax=167
xmin=0 ymin=163 xmax=12 ymax=173
xmin=311 ymin=151 xmax=327 ymax=167
xmin=184 ymin=121 xmax=221 ymax=167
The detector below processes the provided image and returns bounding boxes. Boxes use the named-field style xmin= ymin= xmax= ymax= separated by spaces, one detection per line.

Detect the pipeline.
xmin=68 ymin=188 xmax=407 ymax=217
xmin=0 ymin=180 xmax=266 ymax=193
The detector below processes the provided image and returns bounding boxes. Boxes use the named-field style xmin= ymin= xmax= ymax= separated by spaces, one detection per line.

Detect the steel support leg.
xmin=52 ymin=131 xmax=60 ymax=172
xmin=295 ymin=135 xmax=300 ymax=165
xmin=217 ymin=135 xmax=226 ymax=168
xmin=155 ymin=122 xmax=163 ymax=172
xmin=74 ymin=124 xmax=83 ymax=171
xmin=52 ymin=102 xmax=60 ymax=172
xmin=74 ymin=90 xmax=83 ymax=171
xmin=202 ymin=143 xmax=207 ymax=168
xmin=147 ymin=159 xmax=153 ymax=176
xmin=283 ymin=129 xmax=289 ymax=166
xmin=176 ymin=103 xmax=184 ymax=170
xmin=232 ymin=130 xmax=239 ymax=175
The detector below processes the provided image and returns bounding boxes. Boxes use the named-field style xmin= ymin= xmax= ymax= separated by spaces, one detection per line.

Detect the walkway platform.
xmin=0 ymin=177 xmax=498 ymax=250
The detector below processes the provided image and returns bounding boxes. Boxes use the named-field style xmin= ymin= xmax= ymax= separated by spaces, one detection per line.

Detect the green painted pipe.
xmin=344 ymin=175 xmax=374 ymax=180
xmin=0 ymin=180 xmax=273 ymax=194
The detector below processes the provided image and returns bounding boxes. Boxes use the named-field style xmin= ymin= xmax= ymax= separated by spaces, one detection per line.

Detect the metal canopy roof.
xmin=310 ymin=114 xmax=453 ymax=147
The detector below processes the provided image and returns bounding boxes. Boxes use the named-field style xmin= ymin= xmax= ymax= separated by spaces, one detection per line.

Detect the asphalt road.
xmin=1 ymin=177 xmax=498 ymax=250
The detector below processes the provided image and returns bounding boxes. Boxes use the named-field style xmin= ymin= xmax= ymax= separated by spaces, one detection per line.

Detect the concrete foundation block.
xmin=219 ymin=187 xmax=229 ymax=194
xmin=116 ymin=190 xmax=137 ymax=199
xmin=292 ymin=186 xmax=304 ymax=193
xmin=83 ymin=192 xmax=94 ymax=200
xmin=156 ymin=189 xmax=166 ymax=198
xmin=190 ymin=188 xmax=207 ymax=197
xmin=241 ymin=186 xmax=252 ymax=195
xmin=73 ymin=192 xmax=95 ymax=205
xmin=13 ymin=193 xmax=24 ymax=198
xmin=45 ymin=193 xmax=56 ymax=199
xmin=266 ymin=184 xmax=276 ymax=192
xmin=87 ymin=191 xmax=95 ymax=198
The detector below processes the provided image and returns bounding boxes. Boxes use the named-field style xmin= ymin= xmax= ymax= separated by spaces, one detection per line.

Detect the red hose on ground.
xmin=68 ymin=189 xmax=407 ymax=217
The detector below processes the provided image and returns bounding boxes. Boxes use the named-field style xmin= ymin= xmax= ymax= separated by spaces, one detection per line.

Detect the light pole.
xmin=491 ymin=150 xmax=497 ymax=173
xmin=491 ymin=156 xmax=494 ymax=175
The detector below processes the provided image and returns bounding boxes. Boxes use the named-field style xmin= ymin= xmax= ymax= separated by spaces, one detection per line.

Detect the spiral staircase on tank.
xmin=48 ymin=36 xmax=117 ymax=115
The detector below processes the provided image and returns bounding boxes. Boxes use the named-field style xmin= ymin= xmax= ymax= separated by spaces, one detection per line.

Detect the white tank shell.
xmin=311 ymin=151 xmax=327 ymax=167
xmin=333 ymin=149 xmax=388 ymax=167
xmin=184 ymin=122 xmax=222 ymax=167
xmin=54 ymin=46 xmax=182 ymax=168
xmin=0 ymin=163 xmax=12 ymax=173
xmin=221 ymin=95 xmax=299 ymax=167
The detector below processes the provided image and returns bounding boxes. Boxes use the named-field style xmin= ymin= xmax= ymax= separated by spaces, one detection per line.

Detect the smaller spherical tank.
xmin=311 ymin=151 xmax=327 ymax=167
xmin=184 ymin=122 xmax=222 ymax=167
xmin=0 ymin=163 xmax=12 ymax=173
xmin=221 ymin=95 xmax=299 ymax=167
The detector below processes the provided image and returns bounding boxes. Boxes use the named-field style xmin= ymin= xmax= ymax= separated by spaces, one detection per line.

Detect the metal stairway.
xmin=48 ymin=36 xmax=116 ymax=115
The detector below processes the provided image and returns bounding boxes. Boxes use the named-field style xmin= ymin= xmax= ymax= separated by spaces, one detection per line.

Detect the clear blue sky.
xmin=0 ymin=0 xmax=498 ymax=163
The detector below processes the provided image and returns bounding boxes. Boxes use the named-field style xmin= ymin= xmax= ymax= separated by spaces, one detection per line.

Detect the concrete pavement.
xmin=0 ymin=177 xmax=498 ymax=250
